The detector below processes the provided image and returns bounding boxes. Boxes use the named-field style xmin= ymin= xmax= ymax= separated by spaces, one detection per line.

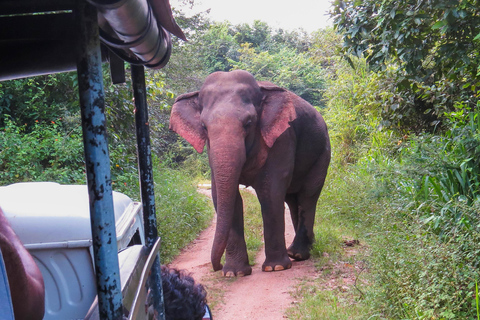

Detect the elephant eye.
xmin=201 ymin=123 xmax=207 ymax=131
xmin=244 ymin=120 xmax=252 ymax=129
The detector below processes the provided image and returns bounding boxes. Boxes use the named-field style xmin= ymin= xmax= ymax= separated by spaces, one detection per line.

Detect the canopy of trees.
xmin=332 ymin=0 xmax=480 ymax=132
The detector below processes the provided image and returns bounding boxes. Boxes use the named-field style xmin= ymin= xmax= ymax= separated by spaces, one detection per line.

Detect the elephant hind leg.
xmin=285 ymin=193 xmax=299 ymax=230
xmin=288 ymin=151 xmax=330 ymax=261
xmin=286 ymin=192 xmax=319 ymax=261
xmin=285 ymin=193 xmax=307 ymax=260
xmin=285 ymin=193 xmax=310 ymax=260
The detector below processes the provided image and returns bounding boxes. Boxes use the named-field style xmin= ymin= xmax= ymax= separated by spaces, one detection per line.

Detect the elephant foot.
xmin=221 ymin=264 xmax=252 ymax=277
xmin=287 ymin=244 xmax=311 ymax=261
xmin=262 ymin=256 xmax=292 ymax=272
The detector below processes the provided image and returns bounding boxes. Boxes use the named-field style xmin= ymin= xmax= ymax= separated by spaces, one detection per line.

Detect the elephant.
xmin=169 ymin=70 xmax=331 ymax=277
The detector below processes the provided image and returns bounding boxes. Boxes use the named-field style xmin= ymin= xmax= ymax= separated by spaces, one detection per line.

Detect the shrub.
xmin=154 ymin=161 xmax=214 ymax=263
xmin=0 ymin=117 xmax=85 ymax=184
xmin=364 ymin=108 xmax=480 ymax=318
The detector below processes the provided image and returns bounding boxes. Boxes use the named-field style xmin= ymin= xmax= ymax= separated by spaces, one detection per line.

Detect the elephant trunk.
xmin=208 ymin=135 xmax=246 ymax=271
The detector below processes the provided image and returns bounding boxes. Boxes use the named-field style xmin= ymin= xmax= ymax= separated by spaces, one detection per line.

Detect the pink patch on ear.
xmin=261 ymin=97 xmax=297 ymax=148
xmin=170 ymin=111 xmax=206 ymax=153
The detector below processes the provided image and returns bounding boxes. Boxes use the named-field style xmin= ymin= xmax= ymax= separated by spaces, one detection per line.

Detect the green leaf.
xmin=432 ymin=20 xmax=447 ymax=30
xmin=390 ymin=8 xmax=396 ymax=19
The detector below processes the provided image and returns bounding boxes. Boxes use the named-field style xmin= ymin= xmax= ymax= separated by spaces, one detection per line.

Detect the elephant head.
xmin=169 ymin=70 xmax=297 ymax=271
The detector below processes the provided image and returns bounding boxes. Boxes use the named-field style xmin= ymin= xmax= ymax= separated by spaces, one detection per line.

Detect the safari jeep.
xmin=0 ymin=0 xmax=187 ymax=318
xmin=0 ymin=182 xmax=156 ymax=320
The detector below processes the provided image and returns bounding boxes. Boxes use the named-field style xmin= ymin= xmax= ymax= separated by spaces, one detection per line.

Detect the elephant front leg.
xmin=258 ymin=193 xmax=292 ymax=272
xmin=222 ymin=190 xmax=252 ymax=277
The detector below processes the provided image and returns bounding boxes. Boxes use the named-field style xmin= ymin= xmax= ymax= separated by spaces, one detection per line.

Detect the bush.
xmin=154 ymin=161 xmax=214 ymax=263
xmin=0 ymin=117 xmax=85 ymax=184
xmin=0 ymin=116 xmax=142 ymax=200
xmin=363 ymin=108 xmax=480 ymax=318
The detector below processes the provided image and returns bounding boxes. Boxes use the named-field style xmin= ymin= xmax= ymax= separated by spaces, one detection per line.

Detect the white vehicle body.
xmin=0 ymin=182 xmax=145 ymax=320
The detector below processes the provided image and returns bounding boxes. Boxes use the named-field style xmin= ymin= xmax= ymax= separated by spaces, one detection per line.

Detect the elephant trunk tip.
xmin=212 ymin=261 xmax=223 ymax=271
xmin=211 ymin=250 xmax=224 ymax=271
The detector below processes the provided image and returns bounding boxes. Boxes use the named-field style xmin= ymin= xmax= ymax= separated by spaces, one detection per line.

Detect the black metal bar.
xmin=0 ymin=13 xmax=77 ymax=81
xmin=75 ymin=2 xmax=123 ymax=320
xmin=131 ymin=64 xmax=166 ymax=320
xmin=0 ymin=0 xmax=75 ymax=15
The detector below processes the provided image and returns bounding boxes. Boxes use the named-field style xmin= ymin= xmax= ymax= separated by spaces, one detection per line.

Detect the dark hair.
xmin=161 ymin=266 xmax=207 ymax=320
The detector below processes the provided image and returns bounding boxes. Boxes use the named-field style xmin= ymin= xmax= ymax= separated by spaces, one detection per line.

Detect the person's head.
xmin=161 ymin=266 xmax=207 ymax=320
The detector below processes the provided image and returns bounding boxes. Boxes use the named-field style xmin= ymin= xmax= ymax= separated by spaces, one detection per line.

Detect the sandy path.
xmin=169 ymin=188 xmax=317 ymax=320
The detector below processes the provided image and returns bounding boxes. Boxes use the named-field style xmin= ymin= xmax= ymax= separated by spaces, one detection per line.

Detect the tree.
xmin=331 ymin=0 xmax=480 ymax=132
xmin=232 ymin=44 xmax=326 ymax=107
xmin=233 ymin=21 xmax=272 ymax=51
xmin=309 ymin=27 xmax=343 ymax=77
xmin=197 ymin=22 xmax=240 ymax=73
xmin=0 ymin=73 xmax=79 ymax=129
xmin=332 ymin=0 xmax=480 ymax=82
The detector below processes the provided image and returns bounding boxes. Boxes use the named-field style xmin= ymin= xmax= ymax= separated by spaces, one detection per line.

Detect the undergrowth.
xmin=288 ymin=109 xmax=480 ymax=319
xmin=154 ymin=161 xmax=214 ymax=264
xmin=365 ymin=109 xmax=480 ymax=319
xmin=287 ymin=160 xmax=384 ymax=319
xmin=240 ymin=189 xmax=264 ymax=265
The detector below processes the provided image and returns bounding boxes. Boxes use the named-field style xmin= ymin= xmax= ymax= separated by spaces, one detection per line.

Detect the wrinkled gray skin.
xmin=170 ymin=70 xmax=330 ymax=277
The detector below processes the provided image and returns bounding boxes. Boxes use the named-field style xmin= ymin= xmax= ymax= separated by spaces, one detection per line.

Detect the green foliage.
xmin=199 ymin=22 xmax=241 ymax=73
xmin=271 ymin=28 xmax=311 ymax=53
xmin=232 ymin=21 xmax=272 ymax=51
xmin=0 ymin=73 xmax=79 ymax=128
xmin=154 ymin=161 xmax=214 ymax=263
xmin=396 ymin=107 xmax=480 ymax=236
xmin=323 ymin=56 xmax=403 ymax=164
xmin=0 ymin=117 xmax=85 ymax=184
xmin=231 ymin=44 xmax=326 ymax=107
xmin=332 ymin=0 xmax=480 ymax=81
xmin=309 ymin=28 xmax=343 ymax=77
xmin=287 ymin=286 xmax=368 ymax=319
xmin=295 ymin=18 xmax=480 ymax=317
xmin=332 ymin=0 xmax=480 ymax=132
xmin=369 ymin=216 xmax=479 ymax=319
xmin=357 ymin=108 xmax=480 ymax=318
xmin=240 ymin=189 xmax=264 ymax=265
xmin=165 ymin=7 xmax=212 ymax=93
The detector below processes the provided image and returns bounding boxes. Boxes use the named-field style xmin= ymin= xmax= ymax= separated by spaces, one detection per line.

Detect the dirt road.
xmin=168 ymin=188 xmax=317 ymax=320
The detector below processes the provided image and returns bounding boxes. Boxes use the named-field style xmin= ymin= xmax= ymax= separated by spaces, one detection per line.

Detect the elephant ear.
xmin=169 ymin=91 xmax=206 ymax=153
xmin=258 ymin=82 xmax=297 ymax=148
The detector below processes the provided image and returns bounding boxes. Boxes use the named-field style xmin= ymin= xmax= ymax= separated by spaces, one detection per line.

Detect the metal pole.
xmin=75 ymin=1 xmax=123 ymax=319
xmin=131 ymin=64 xmax=166 ymax=320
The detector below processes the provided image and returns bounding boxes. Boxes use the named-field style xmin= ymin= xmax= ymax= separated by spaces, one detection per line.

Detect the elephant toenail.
xmin=295 ymin=253 xmax=302 ymax=259
xmin=225 ymin=271 xmax=235 ymax=277
xmin=264 ymin=266 xmax=273 ymax=272
xmin=237 ymin=271 xmax=245 ymax=277
xmin=274 ymin=265 xmax=285 ymax=271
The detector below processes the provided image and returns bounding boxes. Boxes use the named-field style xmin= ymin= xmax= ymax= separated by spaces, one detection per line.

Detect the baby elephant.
xmin=170 ymin=70 xmax=330 ymax=277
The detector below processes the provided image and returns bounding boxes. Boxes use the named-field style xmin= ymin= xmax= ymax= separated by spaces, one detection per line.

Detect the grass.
xmin=156 ymin=141 xmax=480 ymax=319
xmin=287 ymin=281 xmax=371 ymax=320
xmin=154 ymin=162 xmax=214 ymax=263
xmin=241 ymin=189 xmax=264 ymax=265
xmin=285 ymin=139 xmax=480 ymax=320
xmin=286 ymin=160 xmax=387 ymax=319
